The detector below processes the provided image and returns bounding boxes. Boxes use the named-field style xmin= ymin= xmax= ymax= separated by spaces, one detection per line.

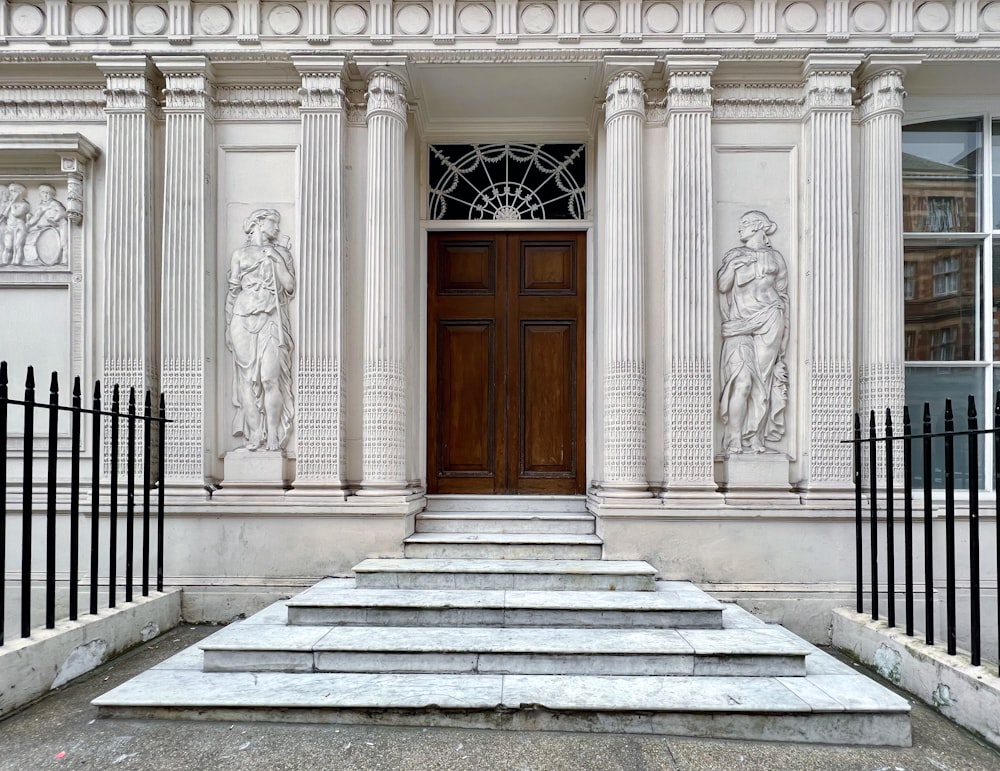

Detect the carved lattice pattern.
xmin=428 ymin=143 xmax=586 ymax=220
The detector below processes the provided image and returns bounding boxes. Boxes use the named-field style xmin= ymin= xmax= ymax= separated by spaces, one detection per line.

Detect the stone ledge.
xmin=0 ymin=589 xmax=181 ymax=718
xmin=832 ymin=607 xmax=1000 ymax=749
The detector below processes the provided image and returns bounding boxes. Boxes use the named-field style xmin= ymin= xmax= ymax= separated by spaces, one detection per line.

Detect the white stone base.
xmin=717 ymin=453 xmax=792 ymax=498
xmin=218 ymin=450 xmax=293 ymax=493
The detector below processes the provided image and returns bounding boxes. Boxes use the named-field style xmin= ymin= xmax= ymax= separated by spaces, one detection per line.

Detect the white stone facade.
xmin=2 ymin=1 xmax=999 ymax=636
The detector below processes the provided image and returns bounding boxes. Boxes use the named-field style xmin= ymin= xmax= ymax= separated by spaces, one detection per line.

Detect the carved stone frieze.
xmin=0 ymin=85 xmax=105 ymax=122
xmin=711 ymin=83 xmax=803 ymax=120
xmin=0 ymin=181 xmax=69 ymax=268
xmin=644 ymin=87 xmax=667 ymax=123
xmin=346 ymin=87 xmax=368 ymax=125
xmin=214 ymin=85 xmax=300 ymax=120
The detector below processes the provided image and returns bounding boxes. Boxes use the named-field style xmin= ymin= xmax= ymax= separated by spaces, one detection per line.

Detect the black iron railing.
xmin=0 ymin=362 xmax=169 ymax=646
xmin=850 ymin=396 xmax=998 ymax=666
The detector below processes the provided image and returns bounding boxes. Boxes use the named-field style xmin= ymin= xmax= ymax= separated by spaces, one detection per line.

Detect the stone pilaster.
xmin=291 ymin=56 xmax=348 ymax=495
xmin=662 ymin=57 xmax=720 ymax=499
xmin=154 ymin=56 xmax=215 ymax=487
xmin=359 ymin=63 xmax=409 ymax=496
xmin=801 ymin=55 xmax=861 ymax=492
xmin=858 ymin=57 xmax=921 ymax=454
xmin=94 ymin=56 xmax=158 ymax=403
xmin=599 ymin=60 xmax=655 ymax=499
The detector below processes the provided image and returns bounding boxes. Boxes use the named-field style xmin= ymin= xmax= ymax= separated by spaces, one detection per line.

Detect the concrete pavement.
xmin=1 ymin=625 xmax=998 ymax=771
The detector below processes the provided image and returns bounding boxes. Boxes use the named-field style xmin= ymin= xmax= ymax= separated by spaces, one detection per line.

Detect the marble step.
xmin=352 ymin=558 xmax=657 ymax=591
xmin=424 ymin=496 xmax=587 ymax=514
xmin=94 ymin=666 xmax=911 ymax=746
xmin=402 ymin=533 xmax=603 ymax=560
xmin=285 ymin=580 xmax=724 ymax=629
xmin=415 ymin=511 xmax=596 ymax=535
xmin=200 ymin=625 xmax=810 ymax=677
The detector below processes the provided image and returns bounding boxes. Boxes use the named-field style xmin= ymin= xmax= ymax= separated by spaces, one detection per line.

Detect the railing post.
xmin=902 ymin=405 xmax=914 ymax=636
xmin=922 ymin=402 xmax=934 ymax=645
xmin=70 ymin=377 xmax=81 ymax=621
xmin=869 ymin=410 xmax=879 ymax=621
xmin=0 ymin=362 xmax=7 ymax=646
xmin=126 ymin=387 xmax=136 ymax=604
xmin=967 ymin=395 xmax=980 ymax=666
xmin=142 ymin=391 xmax=151 ymax=597
xmin=885 ymin=408 xmax=895 ymax=628
xmin=854 ymin=412 xmax=863 ymax=614
xmin=157 ymin=393 xmax=166 ymax=593
xmin=943 ymin=398 xmax=957 ymax=655
xmin=109 ymin=384 xmax=119 ymax=609
xmin=45 ymin=372 xmax=58 ymax=630
xmin=21 ymin=366 xmax=35 ymax=639
xmin=89 ymin=381 xmax=101 ymax=616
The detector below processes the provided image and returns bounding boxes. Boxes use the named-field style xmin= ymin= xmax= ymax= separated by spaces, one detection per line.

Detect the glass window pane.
xmin=904 ymin=244 xmax=982 ymax=361
xmin=993 ymin=121 xmax=1000 ymax=230
xmin=903 ymin=119 xmax=981 ymax=233
xmin=905 ymin=366 xmax=985 ymax=489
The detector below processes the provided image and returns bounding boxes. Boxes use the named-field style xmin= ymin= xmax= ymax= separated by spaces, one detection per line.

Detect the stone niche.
xmin=0 ymin=135 xmax=99 ymax=447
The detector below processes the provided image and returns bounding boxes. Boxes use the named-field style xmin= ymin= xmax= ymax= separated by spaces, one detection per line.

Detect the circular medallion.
xmin=852 ymin=1 xmax=887 ymax=32
xmin=645 ymin=2 xmax=680 ymax=33
xmin=782 ymin=1 xmax=818 ymax=32
xmin=72 ymin=5 xmax=107 ymax=35
xmin=914 ymin=1 xmax=949 ymax=31
xmin=711 ymin=2 xmax=746 ymax=33
xmin=133 ymin=5 xmax=168 ymax=35
xmin=984 ymin=2 xmax=1000 ymax=30
xmin=582 ymin=2 xmax=617 ymax=34
xmin=396 ymin=4 xmax=430 ymax=34
xmin=199 ymin=5 xmax=232 ymax=35
xmin=521 ymin=3 xmax=555 ymax=34
xmin=268 ymin=4 xmax=301 ymax=34
xmin=334 ymin=4 xmax=368 ymax=34
xmin=458 ymin=3 xmax=492 ymax=34
xmin=30 ymin=228 xmax=63 ymax=267
xmin=11 ymin=5 xmax=45 ymax=36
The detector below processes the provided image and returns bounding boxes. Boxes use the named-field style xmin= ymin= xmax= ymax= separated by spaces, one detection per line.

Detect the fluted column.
xmin=801 ymin=55 xmax=862 ymax=491
xmin=600 ymin=62 xmax=654 ymax=498
xmin=359 ymin=66 xmax=409 ymax=496
xmin=662 ymin=57 xmax=719 ymax=498
xmin=94 ymin=56 xmax=158 ymax=467
xmin=858 ymin=57 xmax=919 ymax=440
xmin=154 ymin=56 xmax=215 ymax=487
xmin=292 ymin=56 xmax=348 ymax=495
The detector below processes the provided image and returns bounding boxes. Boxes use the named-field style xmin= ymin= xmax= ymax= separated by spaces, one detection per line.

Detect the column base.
xmin=356 ymin=482 xmax=424 ymax=501
xmin=592 ymin=483 xmax=654 ymax=499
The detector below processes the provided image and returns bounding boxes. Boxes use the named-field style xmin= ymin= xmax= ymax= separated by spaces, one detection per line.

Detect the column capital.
xmin=153 ymin=56 xmax=215 ymax=115
xmin=93 ymin=55 xmax=159 ymax=113
xmin=604 ymin=69 xmax=647 ymax=123
xmin=293 ymin=55 xmax=346 ymax=112
xmin=358 ymin=58 xmax=408 ymax=122
xmin=857 ymin=57 xmax=920 ymax=122
xmin=802 ymin=55 xmax=861 ymax=111
xmin=665 ymin=57 xmax=718 ymax=112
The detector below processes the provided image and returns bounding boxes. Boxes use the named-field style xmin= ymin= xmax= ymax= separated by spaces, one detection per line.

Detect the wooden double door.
xmin=427 ymin=232 xmax=586 ymax=495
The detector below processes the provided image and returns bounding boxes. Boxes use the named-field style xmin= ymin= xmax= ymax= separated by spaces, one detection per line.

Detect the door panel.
xmin=428 ymin=232 xmax=585 ymax=494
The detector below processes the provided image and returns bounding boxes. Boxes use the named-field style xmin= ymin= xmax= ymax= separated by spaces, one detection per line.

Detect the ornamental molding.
xmin=214 ymin=84 xmax=300 ymax=120
xmin=711 ymin=82 xmax=804 ymax=120
xmin=0 ymin=85 xmax=106 ymax=121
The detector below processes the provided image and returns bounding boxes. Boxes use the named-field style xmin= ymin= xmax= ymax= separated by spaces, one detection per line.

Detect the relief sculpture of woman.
xmin=717 ymin=210 xmax=789 ymax=455
xmin=225 ymin=208 xmax=296 ymax=451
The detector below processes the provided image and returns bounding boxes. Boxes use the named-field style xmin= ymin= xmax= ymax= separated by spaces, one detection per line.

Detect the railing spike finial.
xmin=25 ymin=365 xmax=34 ymax=389
xmin=73 ymin=376 xmax=81 ymax=399
xmin=903 ymin=404 xmax=910 ymax=428
xmin=93 ymin=379 xmax=101 ymax=400
xmin=869 ymin=410 xmax=876 ymax=430
xmin=968 ymin=393 xmax=977 ymax=419
xmin=885 ymin=407 xmax=893 ymax=431
xmin=0 ymin=360 xmax=7 ymax=388
xmin=854 ymin=412 xmax=860 ymax=431
xmin=49 ymin=371 xmax=58 ymax=393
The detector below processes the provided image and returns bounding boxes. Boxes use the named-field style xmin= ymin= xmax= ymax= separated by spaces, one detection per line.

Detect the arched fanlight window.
xmin=428 ymin=143 xmax=586 ymax=220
